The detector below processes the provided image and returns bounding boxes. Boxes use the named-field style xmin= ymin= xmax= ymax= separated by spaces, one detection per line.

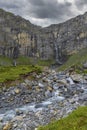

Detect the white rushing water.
xmin=0 ymin=90 xmax=65 ymax=122
xmin=66 ymin=77 xmax=74 ymax=85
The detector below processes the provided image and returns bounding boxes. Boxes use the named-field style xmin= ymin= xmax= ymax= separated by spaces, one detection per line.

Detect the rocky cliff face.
xmin=0 ymin=8 xmax=87 ymax=63
xmin=0 ymin=9 xmax=41 ymax=59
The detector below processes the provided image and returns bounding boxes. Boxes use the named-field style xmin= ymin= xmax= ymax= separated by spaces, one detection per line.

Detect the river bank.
xmin=0 ymin=69 xmax=87 ymax=130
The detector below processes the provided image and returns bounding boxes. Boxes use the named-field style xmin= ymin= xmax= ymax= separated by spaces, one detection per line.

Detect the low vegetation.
xmin=0 ymin=56 xmax=12 ymax=66
xmin=0 ymin=55 xmax=55 ymax=66
xmin=0 ymin=56 xmax=34 ymax=66
xmin=16 ymin=56 xmax=32 ymax=65
xmin=38 ymin=106 xmax=87 ymax=130
xmin=58 ymin=48 xmax=87 ymax=72
xmin=37 ymin=59 xmax=55 ymax=66
xmin=0 ymin=56 xmax=54 ymax=85
xmin=0 ymin=65 xmax=41 ymax=83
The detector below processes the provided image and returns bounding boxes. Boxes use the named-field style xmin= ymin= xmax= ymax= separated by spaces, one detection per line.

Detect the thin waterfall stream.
xmin=54 ymin=41 xmax=62 ymax=64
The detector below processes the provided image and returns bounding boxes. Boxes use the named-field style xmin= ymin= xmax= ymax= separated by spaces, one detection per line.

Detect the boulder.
xmin=38 ymin=83 xmax=44 ymax=88
xmin=14 ymin=88 xmax=20 ymax=94
xmin=3 ymin=123 xmax=12 ymax=130
xmin=70 ymin=74 xmax=83 ymax=83
xmin=45 ymin=90 xmax=52 ymax=98
xmin=66 ymin=77 xmax=74 ymax=85
xmin=83 ymin=62 xmax=87 ymax=69
xmin=57 ymin=79 xmax=68 ymax=86
xmin=47 ymin=86 xmax=53 ymax=91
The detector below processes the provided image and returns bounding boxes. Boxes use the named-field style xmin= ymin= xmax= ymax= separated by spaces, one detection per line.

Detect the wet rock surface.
xmin=0 ymin=70 xmax=87 ymax=130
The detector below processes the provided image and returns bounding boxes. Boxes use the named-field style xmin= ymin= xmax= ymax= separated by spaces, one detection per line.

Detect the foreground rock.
xmin=0 ymin=70 xmax=87 ymax=130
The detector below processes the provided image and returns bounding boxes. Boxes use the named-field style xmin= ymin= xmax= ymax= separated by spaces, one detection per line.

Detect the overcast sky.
xmin=0 ymin=0 xmax=87 ymax=27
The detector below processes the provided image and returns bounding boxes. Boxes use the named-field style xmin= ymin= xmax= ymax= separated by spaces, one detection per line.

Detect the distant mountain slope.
xmin=0 ymin=8 xmax=87 ymax=63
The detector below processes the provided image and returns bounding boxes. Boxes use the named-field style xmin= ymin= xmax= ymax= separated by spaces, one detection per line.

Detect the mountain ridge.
xmin=0 ymin=8 xmax=87 ymax=63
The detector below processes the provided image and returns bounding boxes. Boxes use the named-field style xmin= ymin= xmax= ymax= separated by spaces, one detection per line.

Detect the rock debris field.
xmin=0 ymin=69 xmax=87 ymax=130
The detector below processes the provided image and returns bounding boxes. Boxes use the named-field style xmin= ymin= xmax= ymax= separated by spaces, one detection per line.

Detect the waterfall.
xmin=54 ymin=41 xmax=62 ymax=64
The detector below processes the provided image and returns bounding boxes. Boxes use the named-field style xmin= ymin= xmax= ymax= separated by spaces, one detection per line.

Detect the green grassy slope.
xmin=0 ymin=56 xmax=33 ymax=66
xmin=0 ymin=56 xmax=12 ymax=66
xmin=37 ymin=59 xmax=55 ymax=66
xmin=59 ymin=48 xmax=87 ymax=71
xmin=0 ymin=65 xmax=41 ymax=83
xmin=38 ymin=106 xmax=87 ymax=130
xmin=0 ymin=55 xmax=55 ymax=66
xmin=0 ymin=56 xmax=41 ymax=84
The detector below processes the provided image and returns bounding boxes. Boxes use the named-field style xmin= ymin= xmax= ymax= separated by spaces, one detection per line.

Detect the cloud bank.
xmin=0 ymin=0 xmax=87 ymax=27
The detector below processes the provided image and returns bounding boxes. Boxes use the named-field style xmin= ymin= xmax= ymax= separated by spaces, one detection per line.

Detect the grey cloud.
xmin=0 ymin=0 xmax=27 ymax=16
xmin=0 ymin=0 xmax=86 ymax=27
xmin=28 ymin=0 xmax=44 ymax=6
xmin=0 ymin=0 xmax=72 ymax=19
xmin=75 ymin=0 xmax=87 ymax=9
xmin=0 ymin=0 xmax=21 ymax=8
xmin=28 ymin=0 xmax=72 ymax=19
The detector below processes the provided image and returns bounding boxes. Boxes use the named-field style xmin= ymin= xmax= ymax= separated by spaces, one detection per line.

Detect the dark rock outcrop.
xmin=0 ymin=8 xmax=87 ymax=62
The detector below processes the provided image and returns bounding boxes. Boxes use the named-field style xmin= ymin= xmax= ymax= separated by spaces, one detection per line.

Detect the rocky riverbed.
xmin=0 ymin=69 xmax=87 ymax=130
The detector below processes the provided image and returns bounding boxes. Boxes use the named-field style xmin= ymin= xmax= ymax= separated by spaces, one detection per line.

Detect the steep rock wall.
xmin=0 ymin=8 xmax=87 ymax=62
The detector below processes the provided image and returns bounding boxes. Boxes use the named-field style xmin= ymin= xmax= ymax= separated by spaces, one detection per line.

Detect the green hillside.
xmin=38 ymin=106 xmax=87 ymax=130
xmin=59 ymin=48 xmax=87 ymax=72
xmin=0 ymin=65 xmax=41 ymax=84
